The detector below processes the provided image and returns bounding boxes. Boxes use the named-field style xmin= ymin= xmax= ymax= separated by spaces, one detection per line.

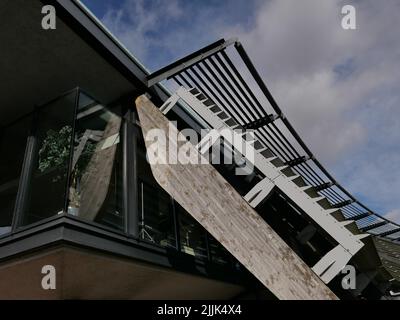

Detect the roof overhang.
xmin=0 ymin=0 xmax=149 ymax=126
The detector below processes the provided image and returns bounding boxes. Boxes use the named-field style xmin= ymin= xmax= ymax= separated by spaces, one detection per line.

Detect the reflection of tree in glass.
xmin=39 ymin=126 xmax=72 ymax=174
xmin=38 ymin=126 xmax=96 ymax=188
xmin=39 ymin=126 xmax=95 ymax=173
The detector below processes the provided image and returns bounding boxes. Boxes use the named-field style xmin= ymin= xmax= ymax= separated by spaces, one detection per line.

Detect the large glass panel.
xmin=176 ymin=204 xmax=208 ymax=259
xmin=138 ymin=180 xmax=176 ymax=247
xmin=0 ymin=116 xmax=32 ymax=235
xmin=208 ymin=234 xmax=230 ymax=265
xmin=137 ymin=138 xmax=176 ymax=248
xmin=67 ymin=93 xmax=123 ymax=230
xmin=22 ymin=92 xmax=77 ymax=226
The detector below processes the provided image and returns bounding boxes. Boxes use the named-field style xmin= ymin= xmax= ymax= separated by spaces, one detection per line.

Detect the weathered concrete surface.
xmin=136 ymin=95 xmax=337 ymax=300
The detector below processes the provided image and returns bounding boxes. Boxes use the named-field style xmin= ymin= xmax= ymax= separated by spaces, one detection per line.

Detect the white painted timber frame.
xmin=160 ymin=86 xmax=369 ymax=283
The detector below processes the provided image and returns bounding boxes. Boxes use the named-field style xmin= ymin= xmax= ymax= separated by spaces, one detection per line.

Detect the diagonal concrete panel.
xmin=136 ymin=95 xmax=337 ymax=300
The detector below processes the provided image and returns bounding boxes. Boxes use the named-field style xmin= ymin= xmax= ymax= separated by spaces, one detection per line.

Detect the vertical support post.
xmin=205 ymin=232 xmax=212 ymax=261
xmin=12 ymin=113 xmax=38 ymax=229
xmin=63 ymin=88 xmax=80 ymax=213
xmin=122 ymin=106 xmax=139 ymax=237
xmin=171 ymin=198 xmax=181 ymax=251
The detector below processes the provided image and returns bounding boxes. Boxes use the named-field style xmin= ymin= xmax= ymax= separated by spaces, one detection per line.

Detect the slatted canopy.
xmin=147 ymin=38 xmax=400 ymax=243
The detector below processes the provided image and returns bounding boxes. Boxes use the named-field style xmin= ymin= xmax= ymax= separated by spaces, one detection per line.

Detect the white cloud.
xmin=385 ymin=209 xmax=400 ymax=224
xmin=102 ymin=0 xmax=184 ymax=62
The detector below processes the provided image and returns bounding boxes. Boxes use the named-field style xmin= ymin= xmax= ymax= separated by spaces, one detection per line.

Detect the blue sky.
xmin=81 ymin=0 xmax=400 ymax=223
xmin=82 ymin=0 xmax=260 ymax=70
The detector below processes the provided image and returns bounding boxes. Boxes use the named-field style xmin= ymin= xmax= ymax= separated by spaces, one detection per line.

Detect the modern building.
xmin=0 ymin=0 xmax=399 ymax=299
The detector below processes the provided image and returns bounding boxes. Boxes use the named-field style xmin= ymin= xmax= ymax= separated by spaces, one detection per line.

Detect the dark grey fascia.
xmin=0 ymin=215 xmax=254 ymax=287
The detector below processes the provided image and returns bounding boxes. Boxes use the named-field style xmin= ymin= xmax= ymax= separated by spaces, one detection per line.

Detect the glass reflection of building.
xmin=0 ymin=89 xmax=233 ymax=266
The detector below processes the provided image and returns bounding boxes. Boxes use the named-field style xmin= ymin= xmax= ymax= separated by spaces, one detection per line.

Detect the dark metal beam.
xmin=285 ymin=156 xmax=310 ymax=167
xmin=147 ymin=38 xmax=237 ymax=87
xmin=243 ymin=114 xmax=279 ymax=129
xmin=378 ymin=227 xmax=400 ymax=237
xmin=314 ymin=182 xmax=334 ymax=192
xmin=331 ymin=199 xmax=354 ymax=209
xmin=360 ymin=221 xmax=387 ymax=232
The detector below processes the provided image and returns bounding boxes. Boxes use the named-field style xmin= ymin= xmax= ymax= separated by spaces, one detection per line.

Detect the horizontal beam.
xmin=314 ymin=182 xmax=334 ymax=192
xmin=243 ymin=114 xmax=279 ymax=129
xmin=360 ymin=221 xmax=387 ymax=232
xmin=332 ymin=199 xmax=354 ymax=209
xmin=147 ymin=38 xmax=237 ymax=87
xmin=285 ymin=155 xmax=310 ymax=167
xmin=378 ymin=227 xmax=400 ymax=237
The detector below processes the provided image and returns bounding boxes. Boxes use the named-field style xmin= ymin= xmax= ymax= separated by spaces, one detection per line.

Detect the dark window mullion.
xmin=63 ymin=88 xmax=80 ymax=213
xmin=11 ymin=112 xmax=38 ymax=229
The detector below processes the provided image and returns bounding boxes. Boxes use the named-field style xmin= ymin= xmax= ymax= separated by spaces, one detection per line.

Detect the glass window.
xmin=22 ymin=92 xmax=77 ymax=226
xmin=137 ymin=138 xmax=176 ymax=248
xmin=67 ymin=93 xmax=123 ymax=230
xmin=177 ymin=205 xmax=208 ymax=259
xmin=136 ymin=133 xmax=209 ymax=258
xmin=0 ymin=116 xmax=32 ymax=235
xmin=138 ymin=180 xmax=176 ymax=247
xmin=208 ymin=234 xmax=230 ymax=265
